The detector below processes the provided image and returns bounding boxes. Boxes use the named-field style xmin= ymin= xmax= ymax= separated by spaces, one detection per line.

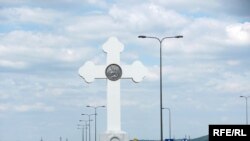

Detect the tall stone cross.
xmin=78 ymin=37 xmax=147 ymax=136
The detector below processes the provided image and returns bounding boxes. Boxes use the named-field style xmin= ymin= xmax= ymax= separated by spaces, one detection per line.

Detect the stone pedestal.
xmin=100 ymin=132 xmax=129 ymax=141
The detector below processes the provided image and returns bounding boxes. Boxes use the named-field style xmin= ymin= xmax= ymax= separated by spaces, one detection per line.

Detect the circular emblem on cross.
xmin=110 ymin=137 xmax=120 ymax=141
xmin=105 ymin=64 xmax=122 ymax=81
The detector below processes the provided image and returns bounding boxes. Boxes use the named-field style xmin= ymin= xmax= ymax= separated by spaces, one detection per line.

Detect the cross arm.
xmin=78 ymin=61 xmax=106 ymax=83
xmin=122 ymin=61 xmax=148 ymax=83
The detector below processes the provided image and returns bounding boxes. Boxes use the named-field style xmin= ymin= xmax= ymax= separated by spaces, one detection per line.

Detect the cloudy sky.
xmin=0 ymin=0 xmax=250 ymax=141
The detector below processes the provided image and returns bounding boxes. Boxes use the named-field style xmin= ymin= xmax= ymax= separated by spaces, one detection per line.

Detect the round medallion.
xmin=105 ymin=64 xmax=122 ymax=81
xmin=110 ymin=137 xmax=120 ymax=141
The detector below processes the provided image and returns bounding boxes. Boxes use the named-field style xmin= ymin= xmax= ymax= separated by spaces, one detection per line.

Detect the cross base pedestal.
xmin=100 ymin=132 xmax=129 ymax=141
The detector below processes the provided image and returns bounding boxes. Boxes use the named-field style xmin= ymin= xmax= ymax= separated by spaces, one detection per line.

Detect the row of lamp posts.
xmin=78 ymin=105 xmax=105 ymax=141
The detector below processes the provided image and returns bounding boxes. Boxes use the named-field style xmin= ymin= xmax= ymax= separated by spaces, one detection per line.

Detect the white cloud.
xmin=65 ymin=3 xmax=188 ymax=41
xmin=84 ymin=96 xmax=106 ymax=107
xmin=150 ymin=0 xmax=250 ymax=18
xmin=0 ymin=104 xmax=10 ymax=112
xmin=0 ymin=93 xmax=9 ymax=99
xmin=86 ymin=0 xmax=108 ymax=7
xmin=0 ymin=103 xmax=55 ymax=112
xmin=144 ymin=65 xmax=159 ymax=81
xmin=0 ymin=0 xmax=26 ymax=4
xmin=181 ymin=17 xmax=228 ymax=54
xmin=57 ymin=46 xmax=95 ymax=63
xmin=121 ymin=99 xmax=138 ymax=107
xmin=13 ymin=102 xmax=55 ymax=112
xmin=1 ymin=30 xmax=70 ymax=48
xmin=65 ymin=15 xmax=122 ymax=40
xmin=109 ymin=3 xmax=188 ymax=30
xmin=153 ymin=0 xmax=218 ymax=9
xmin=0 ymin=7 xmax=63 ymax=24
xmin=212 ymin=72 xmax=250 ymax=93
xmin=226 ymin=22 xmax=250 ymax=45
xmin=216 ymin=81 xmax=248 ymax=93
xmin=0 ymin=30 xmax=94 ymax=69
xmin=0 ymin=59 xmax=28 ymax=69
xmin=227 ymin=60 xmax=241 ymax=66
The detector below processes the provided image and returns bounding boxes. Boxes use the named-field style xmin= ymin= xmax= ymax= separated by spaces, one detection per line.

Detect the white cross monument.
xmin=78 ymin=37 xmax=147 ymax=141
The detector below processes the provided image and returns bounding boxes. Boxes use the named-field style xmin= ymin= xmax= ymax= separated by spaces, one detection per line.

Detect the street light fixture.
xmin=82 ymin=114 xmax=95 ymax=141
xmin=86 ymin=105 xmax=106 ymax=141
xmin=138 ymin=35 xmax=183 ymax=141
xmin=162 ymin=107 xmax=172 ymax=140
xmin=240 ymin=95 xmax=250 ymax=124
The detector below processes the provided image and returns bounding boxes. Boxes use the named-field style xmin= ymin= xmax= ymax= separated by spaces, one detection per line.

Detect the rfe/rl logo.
xmin=209 ymin=125 xmax=250 ymax=141
xmin=213 ymin=129 xmax=247 ymax=136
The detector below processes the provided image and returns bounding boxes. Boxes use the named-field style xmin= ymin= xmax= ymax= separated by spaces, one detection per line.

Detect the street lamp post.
xmin=79 ymin=120 xmax=89 ymax=141
xmin=240 ymin=95 xmax=250 ymax=124
xmin=86 ymin=105 xmax=106 ymax=141
xmin=77 ymin=124 xmax=85 ymax=141
xmin=162 ymin=107 xmax=172 ymax=140
xmin=82 ymin=114 xmax=95 ymax=141
xmin=138 ymin=35 xmax=183 ymax=141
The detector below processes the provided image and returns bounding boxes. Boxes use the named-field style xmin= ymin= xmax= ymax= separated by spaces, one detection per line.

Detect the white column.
xmin=107 ymin=80 xmax=121 ymax=132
